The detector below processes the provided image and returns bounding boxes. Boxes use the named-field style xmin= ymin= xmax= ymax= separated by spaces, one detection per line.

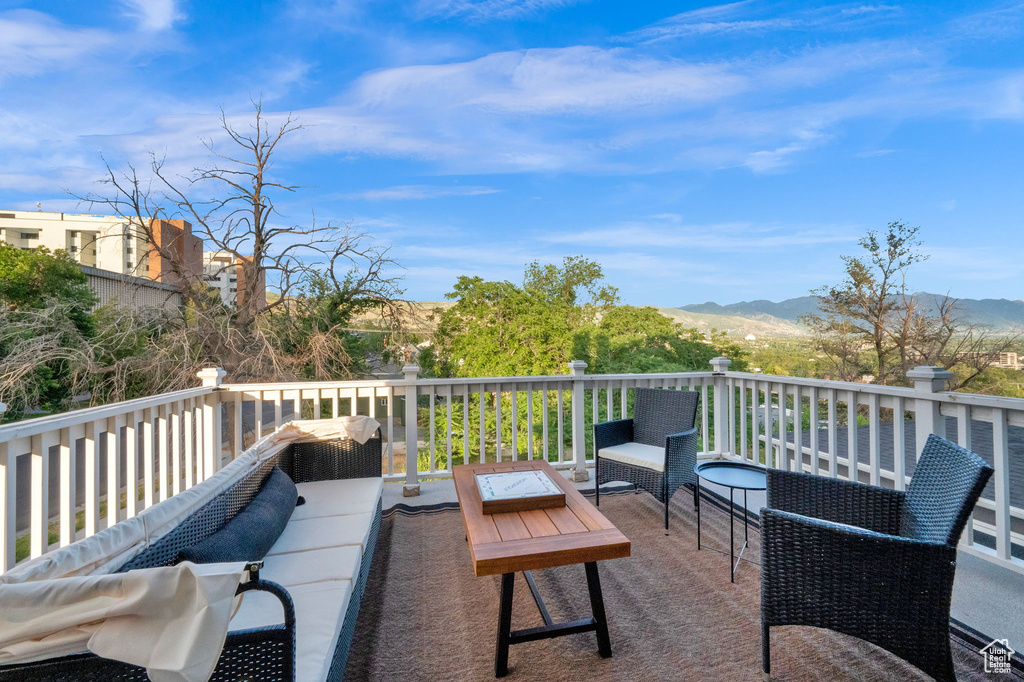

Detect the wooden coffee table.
xmin=453 ymin=460 xmax=631 ymax=677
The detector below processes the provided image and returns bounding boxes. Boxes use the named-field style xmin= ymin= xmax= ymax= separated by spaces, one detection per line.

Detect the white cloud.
xmin=841 ymin=5 xmax=902 ymax=16
xmin=343 ymin=185 xmax=501 ymax=200
xmin=855 ymin=148 xmax=896 ymax=158
xmin=415 ymin=0 xmax=582 ymax=21
xmin=0 ymin=10 xmax=112 ymax=82
xmin=353 ymin=46 xmax=747 ymax=115
xmin=120 ymin=0 xmax=184 ymax=32
xmin=539 ymin=219 xmax=859 ymax=251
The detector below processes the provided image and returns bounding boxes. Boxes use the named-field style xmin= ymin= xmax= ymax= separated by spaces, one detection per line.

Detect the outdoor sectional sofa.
xmin=0 ymin=419 xmax=383 ymax=682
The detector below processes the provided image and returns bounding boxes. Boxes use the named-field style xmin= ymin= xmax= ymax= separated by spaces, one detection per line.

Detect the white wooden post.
xmin=709 ymin=357 xmax=732 ymax=458
xmin=569 ymin=360 xmax=589 ymax=482
xmin=197 ymin=368 xmax=226 ymax=480
xmin=403 ymin=364 xmax=420 ymax=497
xmin=906 ymin=366 xmax=953 ymax=454
xmin=0 ymin=402 xmax=14 ymax=572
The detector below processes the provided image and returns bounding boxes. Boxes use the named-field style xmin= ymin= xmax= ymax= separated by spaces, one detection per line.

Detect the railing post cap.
xmin=402 ymin=364 xmax=420 ymax=380
xmin=906 ymin=365 xmax=953 ymax=392
xmin=568 ymin=360 xmax=587 ymax=376
xmin=196 ymin=367 xmax=227 ymax=387
xmin=709 ymin=357 xmax=732 ymax=373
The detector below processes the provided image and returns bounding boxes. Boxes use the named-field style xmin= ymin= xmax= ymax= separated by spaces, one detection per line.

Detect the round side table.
xmin=693 ymin=461 xmax=767 ymax=582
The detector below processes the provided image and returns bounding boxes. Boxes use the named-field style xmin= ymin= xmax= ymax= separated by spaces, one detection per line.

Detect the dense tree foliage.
xmin=417 ymin=257 xmax=745 ymax=468
xmin=424 ymin=256 xmax=744 ymax=379
xmin=0 ymin=244 xmax=97 ymax=418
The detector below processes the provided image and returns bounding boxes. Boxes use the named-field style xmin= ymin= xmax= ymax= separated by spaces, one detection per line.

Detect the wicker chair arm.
xmin=665 ymin=427 xmax=699 ymax=460
xmin=761 ymin=508 xmax=957 ymax=626
xmin=766 ymin=468 xmax=905 ymax=535
xmin=234 ymin=578 xmax=297 ymax=634
xmin=594 ymin=419 xmax=634 ymax=452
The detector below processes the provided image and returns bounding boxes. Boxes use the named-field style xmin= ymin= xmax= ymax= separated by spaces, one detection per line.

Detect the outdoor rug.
xmin=346 ymin=488 xmax=1020 ymax=681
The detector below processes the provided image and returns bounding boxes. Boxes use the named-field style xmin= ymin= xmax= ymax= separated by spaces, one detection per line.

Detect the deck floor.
xmin=384 ymin=470 xmax=1024 ymax=658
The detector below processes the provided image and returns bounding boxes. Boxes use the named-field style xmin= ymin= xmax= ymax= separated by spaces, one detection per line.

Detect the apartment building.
xmin=0 ymin=209 xmax=202 ymax=288
xmin=2 ymin=210 xmax=267 ymax=310
xmin=203 ymin=251 xmax=267 ymax=309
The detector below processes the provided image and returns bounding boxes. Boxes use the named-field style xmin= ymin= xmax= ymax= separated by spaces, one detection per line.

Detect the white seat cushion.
xmin=260 ymin=545 xmax=362 ymax=588
xmin=599 ymin=442 xmax=666 ymax=472
xmin=268 ymin=513 xmax=375 ymax=556
xmin=291 ymin=478 xmax=383 ymax=520
xmin=231 ymin=580 xmax=352 ymax=682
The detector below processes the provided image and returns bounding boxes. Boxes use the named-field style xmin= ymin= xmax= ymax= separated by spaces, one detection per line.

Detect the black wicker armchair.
xmin=594 ymin=387 xmax=700 ymax=530
xmin=760 ymin=434 xmax=993 ymax=681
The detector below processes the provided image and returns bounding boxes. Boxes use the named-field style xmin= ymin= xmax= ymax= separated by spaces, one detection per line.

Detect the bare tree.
xmin=898 ymin=294 xmax=1020 ymax=390
xmin=801 ymin=221 xmax=926 ymax=384
xmin=803 ymin=222 xmax=1019 ymax=390
xmin=79 ymin=100 xmax=403 ymax=383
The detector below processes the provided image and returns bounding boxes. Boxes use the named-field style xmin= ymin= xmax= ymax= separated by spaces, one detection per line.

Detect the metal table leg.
xmin=493 ymin=564 xmax=614 ymax=677
xmin=495 ymin=572 xmax=515 ymax=678
xmin=729 ymin=487 xmax=735 ymax=583
xmin=744 ymin=489 xmax=749 ymax=543
xmin=696 ymin=478 xmax=702 ymax=550
xmin=586 ymin=561 xmax=612 ymax=658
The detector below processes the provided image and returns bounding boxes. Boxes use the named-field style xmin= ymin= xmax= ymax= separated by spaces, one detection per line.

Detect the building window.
xmin=229 ymin=277 xmax=236 ymax=282
xmin=22 ymin=232 xmax=38 ymax=240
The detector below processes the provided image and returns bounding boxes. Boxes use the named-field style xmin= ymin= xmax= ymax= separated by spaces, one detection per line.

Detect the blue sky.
xmin=1 ymin=0 xmax=1023 ymax=305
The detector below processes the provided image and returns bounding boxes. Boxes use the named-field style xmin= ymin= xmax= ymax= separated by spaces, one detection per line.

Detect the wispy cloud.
xmin=855 ymin=148 xmax=896 ymax=157
xmin=343 ymin=185 xmax=501 ymax=200
xmin=0 ymin=10 xmax=112 ymax=82
xmin=415 ymin=0 xmax=583 ymax=21
xmin=540 ymin=218 xmax=859 ymax=251
xmin=626 ymin=2 xmax=905 ymax=43
xmin=841 ymin=5 xmax=902 ymax=16
xmin=120 ymin=0 xmax=184 ymax=32
xmin=353 ymin=46 xmax=747 ymax=114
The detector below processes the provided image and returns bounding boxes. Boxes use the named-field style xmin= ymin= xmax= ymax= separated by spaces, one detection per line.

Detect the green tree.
xmin=424 ymin=256 xmax=619 ymax=378
xmin=421 ymin=258 xmax=746 ymax=467
xmin=579 ymin=305 xmax=746 ymax=374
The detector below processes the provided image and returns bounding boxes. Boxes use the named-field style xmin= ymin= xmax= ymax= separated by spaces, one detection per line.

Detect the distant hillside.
xmin=680 ymin=296 xmax=819 ymax=321
xmin=653 ymin=307 xmax=807 ymax=337
xmin=681 ymin=293 xmax=1024 ymax=332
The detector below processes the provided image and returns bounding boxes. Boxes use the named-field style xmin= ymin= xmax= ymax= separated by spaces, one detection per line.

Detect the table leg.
xmin=729 ymin=487 xmax=735 ymax=583
xmin=744 ymin=489 xmax=749 ymax=543
xmin=585 ymin=562 xmax=612 ymax=658
xmin=696 ymin=479 xmax=702 ymax=550
xmin=495 ymin=572 xmax=514 ymax=677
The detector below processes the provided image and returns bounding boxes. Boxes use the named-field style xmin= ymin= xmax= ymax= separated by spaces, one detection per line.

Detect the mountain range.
xmin=679 ymin=293 xmax=1024 ymax=333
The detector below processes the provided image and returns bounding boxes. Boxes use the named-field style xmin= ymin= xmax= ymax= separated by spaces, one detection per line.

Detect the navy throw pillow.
xmin=177 ymin=467 xmax=297 ymax=564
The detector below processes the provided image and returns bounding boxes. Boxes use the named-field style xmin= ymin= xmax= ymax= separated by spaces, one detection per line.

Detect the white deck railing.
xmin=1 ymin=359 xmax=1021 ymax=575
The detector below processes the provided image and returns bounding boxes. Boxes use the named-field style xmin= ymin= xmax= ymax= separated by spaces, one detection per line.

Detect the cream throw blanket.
xmin=0 ymin=561 xmax=248 ymax=682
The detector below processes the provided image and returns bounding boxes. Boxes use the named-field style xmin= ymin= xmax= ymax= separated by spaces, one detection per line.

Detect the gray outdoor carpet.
xmin=346 ymin=490 xmax=1021 ymax=681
